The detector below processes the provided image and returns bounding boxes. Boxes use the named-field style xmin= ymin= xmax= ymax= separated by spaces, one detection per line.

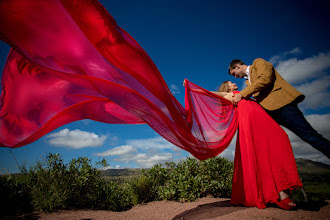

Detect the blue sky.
xmin=1 ymin=0 xmax=330 ymax=173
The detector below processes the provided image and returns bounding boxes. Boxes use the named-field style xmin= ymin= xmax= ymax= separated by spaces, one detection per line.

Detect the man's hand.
xmin=232 ymin=93 xmax=242 ymax=106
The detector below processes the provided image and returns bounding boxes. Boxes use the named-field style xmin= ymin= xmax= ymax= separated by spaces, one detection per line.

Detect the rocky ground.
xmin=8 ymin=197 xmax=330 ymax=220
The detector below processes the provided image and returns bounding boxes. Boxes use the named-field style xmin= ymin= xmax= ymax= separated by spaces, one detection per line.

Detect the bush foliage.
xmin=1 ymin=153 xmax=329 ymax=216
xmin=0 ymin=153 xmax=133 ymax=216
xmin=0 ymin=153 xmax=234 ymax=216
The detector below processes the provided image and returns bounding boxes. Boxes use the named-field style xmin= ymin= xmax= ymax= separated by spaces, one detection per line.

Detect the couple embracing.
xmin=187 ymin=58 xmax=330 ymax=210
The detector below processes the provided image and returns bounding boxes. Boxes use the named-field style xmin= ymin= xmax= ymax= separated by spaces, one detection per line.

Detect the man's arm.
xmin=239 ymin=58 xmax=275 ymax=98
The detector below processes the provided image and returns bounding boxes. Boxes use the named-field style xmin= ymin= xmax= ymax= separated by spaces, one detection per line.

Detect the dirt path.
xmin=12 ymin=197 xmax=330 ymax=220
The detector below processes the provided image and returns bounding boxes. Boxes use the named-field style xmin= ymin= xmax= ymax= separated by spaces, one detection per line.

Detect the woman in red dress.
xmin=215 ymin=81 xmax=303 ymax=210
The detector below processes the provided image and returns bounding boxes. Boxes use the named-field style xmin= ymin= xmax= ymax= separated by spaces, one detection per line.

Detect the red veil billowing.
xmin=0 ymin=0 xmax=237 ymax=160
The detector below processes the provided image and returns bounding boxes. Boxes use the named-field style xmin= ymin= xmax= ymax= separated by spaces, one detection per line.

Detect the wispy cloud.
xmin=170 ymin=83 xmax=180 ymax=95
xmin=220 ymin=133 xmax=237 ymax=161
xmin=296 ymin=75 xmax=330 ymax=110
xmin=94 ymin=136 xmax=185 ymax=168
xmin=219 ymin=114 xmax=330 ymax=165
xmin=126 ymin=136 xmax=175 ymax=149
xmin=305 ymin=114 xmax=330 ymax=138
xmin=46 ymin=129 xmax=107 ymax=149
xmin=284 ymin=47 xmax=302 ymax=56
xmin=94 ymin=145 xmax=137 ymax=157
xmin=269 ymin=47 xmax=302 ymax=64
xmin=284 ymin=113 xmax=330 ymax=164
xmin=96 ymin=149 xmax=174 ymax=168
xmin=133 ymin=153 xmax=173 ymax=168
xmin=268 ymin=49 xmax=330 ymax=112
xmin=270 ymin=51 xmax=330 ymax=85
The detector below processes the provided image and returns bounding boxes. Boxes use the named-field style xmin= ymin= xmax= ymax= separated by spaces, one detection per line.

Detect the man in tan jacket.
xmin=229 ymin=58 xmax=329 ymax=159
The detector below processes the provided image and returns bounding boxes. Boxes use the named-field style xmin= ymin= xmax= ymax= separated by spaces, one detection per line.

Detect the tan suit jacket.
xmin=239 ymin=58 xmax=304 ymax=111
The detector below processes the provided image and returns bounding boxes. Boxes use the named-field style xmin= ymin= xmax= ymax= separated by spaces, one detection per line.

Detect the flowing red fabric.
xmin=0 ymin=0 xmax=237 ymax=160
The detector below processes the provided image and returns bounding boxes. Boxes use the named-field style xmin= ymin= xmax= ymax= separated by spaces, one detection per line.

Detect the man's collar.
xmin=244 ymin=66 xmax=250 ymax=80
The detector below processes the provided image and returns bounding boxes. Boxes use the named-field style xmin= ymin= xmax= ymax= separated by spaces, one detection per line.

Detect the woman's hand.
xmin=183 ymin=80 xmax=186 ymax=87
xmin=231 ymin=93 xmax=242 ymax=106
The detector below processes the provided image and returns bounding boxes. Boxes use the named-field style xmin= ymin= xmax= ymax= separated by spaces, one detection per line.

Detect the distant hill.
xmin=100 ymin=158 xmax=330 ymax=178
xmin=100 ymin=168 xmax=143 ymax=183
xmin=295 ymin=158 xmax=330 ymax=184
xmin=99 ymin=158 xmax=330 ymax=199
xmin=295 ymin=158 xmax=330 ymax=173
xmin=100 ymin=168 xmax=143 ymax=177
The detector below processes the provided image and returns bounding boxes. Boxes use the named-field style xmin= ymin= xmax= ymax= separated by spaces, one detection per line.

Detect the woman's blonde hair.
xmin=218 ymin=81 xmax=229 ymax=92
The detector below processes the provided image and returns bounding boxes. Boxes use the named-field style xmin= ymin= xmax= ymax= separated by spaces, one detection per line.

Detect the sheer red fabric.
xmin=0 ymin=0 xmax=237 ymax=160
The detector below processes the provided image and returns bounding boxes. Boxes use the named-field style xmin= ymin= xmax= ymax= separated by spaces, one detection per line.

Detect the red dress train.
xmin=230 ymin=92 xmax=303 ymax=209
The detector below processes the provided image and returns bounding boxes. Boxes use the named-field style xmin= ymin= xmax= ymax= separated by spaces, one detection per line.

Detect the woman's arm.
xmin=210 ymin=91 xmax=233 ymax=101
xmin=184 ymin=80 xmax=233 ymax=101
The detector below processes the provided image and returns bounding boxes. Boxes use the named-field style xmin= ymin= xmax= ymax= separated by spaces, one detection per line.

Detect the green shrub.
xmin=0 ymin=174 xmax=33 ymax=216
xmin=156 ymin=157 xmax=233 ymax=202
xmin=128 ymin=163 xmax=171 ymax=205
xmin=96 ymin=181 xmax=133 ymax=211
xmin=66 ymin=156 xmax=105 ymax=209
xmin=142 ymin=164 xmax=170 ymax=186
xmin=1 ymin=153 xmax=133 ymax=214
xmin=200 ymin=156 xmax=233 ymax=198
xmin=23 ymin=153 xmax=70 ymax=212
xmin=0 ymin=153 xmax=234 ymax=215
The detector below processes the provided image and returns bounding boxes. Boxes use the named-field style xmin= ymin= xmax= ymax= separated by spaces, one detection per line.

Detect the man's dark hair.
xmin=228 ymin=59 xmax=245 ymax=75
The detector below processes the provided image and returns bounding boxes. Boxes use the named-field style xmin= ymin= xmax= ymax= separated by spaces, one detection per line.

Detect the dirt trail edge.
xmin=21 ymin=197 xmax=330 ymax=220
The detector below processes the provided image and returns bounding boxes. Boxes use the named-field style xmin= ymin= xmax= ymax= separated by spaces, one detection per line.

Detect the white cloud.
xmin=240 ymin=80 xmax=247 ymax=90
xmin=289 ymin=141 xmax=329 ymax=165
xmin=109 ymin=152 xmax=174 ymax=168
xmin=284 ymin=47 xmax=302 ymax=56
xmin=170 ymin=83 xmax=180 ymax=95
xmin=269 ymin=56 xmax=281 ymax=65
xmin=47 ymin=129 xmax=107 ymax=149
xmin=126 ymin=136 xmax=176 ymax=149
xmin=219 ymin=133 xmax=237 ymax=161
xmin=172 ymin=146 xmax=184 ymax=153
xmin=305 ymin=114 xmax=330 ymax=140
xmin=272 ymin=51 xmax=330 ymax=85
xmin=94 ymin=136 xmax=179 ymax=168
xmin=283 ymin=113 xmax=330 ymax=164
xmin=269 ymin=47 xmax=302 ymax=64
xmin=134 ymin=153 xmax=173 ymax=168
xmin=268 ymin=50 xmax=330 ymax=112
xmin=296 ymin=75 xmax=330 ymax=110
xmin=94 ymin=145 xmax=137 ymax=157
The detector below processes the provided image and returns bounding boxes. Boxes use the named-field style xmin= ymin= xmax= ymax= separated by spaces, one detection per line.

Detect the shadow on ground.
xmin=0 ymin=213 xmax=40 ymax=220
xmin=173 ymin=199 xmax=329 ymax=219
xmin=297 ymin=200 xmax=329 ymax=211
xmin=172 ymin=199 xmax=247 ymax=220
